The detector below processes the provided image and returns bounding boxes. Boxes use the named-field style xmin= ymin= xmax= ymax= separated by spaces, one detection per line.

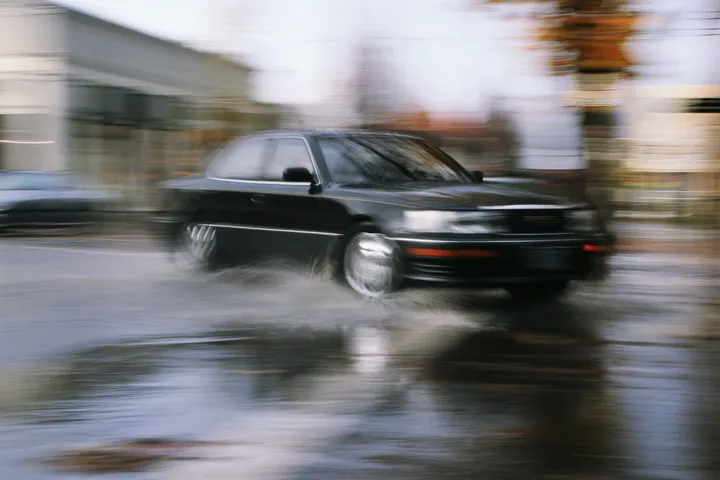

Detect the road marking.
xmin=0 ymin=242 xmax=161 ymax=258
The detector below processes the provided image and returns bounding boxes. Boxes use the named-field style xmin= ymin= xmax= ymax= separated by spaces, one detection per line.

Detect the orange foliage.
xmin=480 ymin=0 xmax=640 ymax=76
xmin=534 ymin=12 xmax=638 ymax=74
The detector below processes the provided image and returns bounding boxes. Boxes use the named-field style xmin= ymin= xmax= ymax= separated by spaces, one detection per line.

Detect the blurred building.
xmin=509 ymin=95 xmax=586 ymax=188
xmin=620 ymin=85 xmax=720 ymax=217
xmin=0 ymin=1 xmax=287 ymax=208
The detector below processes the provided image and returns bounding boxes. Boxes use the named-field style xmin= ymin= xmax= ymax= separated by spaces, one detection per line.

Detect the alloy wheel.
xmin=343 ymin=232 xmax=401 ymax=298
xmin=174 ymin=223 xmax=217 ymax=271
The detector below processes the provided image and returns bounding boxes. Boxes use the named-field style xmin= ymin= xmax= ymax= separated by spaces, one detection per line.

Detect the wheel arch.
xmin=151 ymin=188 xmax=205 ymax=253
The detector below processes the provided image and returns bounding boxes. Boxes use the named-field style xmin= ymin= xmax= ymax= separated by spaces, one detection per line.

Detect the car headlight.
xmin=567 ymin=209 xmax=600 ymax=231
xmin=400 ymin=210 xmax=504 ymax=234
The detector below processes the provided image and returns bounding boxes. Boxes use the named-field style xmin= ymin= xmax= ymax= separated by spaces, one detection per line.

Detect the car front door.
xmin=249 ymin=136 xmax=338 ymax=266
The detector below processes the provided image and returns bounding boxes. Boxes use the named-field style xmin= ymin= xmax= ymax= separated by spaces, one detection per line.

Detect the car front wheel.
xmin=504 ymin=281 xmax=570 ymax=303
xmin=342 ymin=231 xmax=402 ymax=298
xmin=172 ymin=223 xmax=218 ymax=272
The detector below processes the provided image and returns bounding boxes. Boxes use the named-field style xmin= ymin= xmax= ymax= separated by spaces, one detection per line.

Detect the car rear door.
xmin=202 ymin=135 xmax=272 ymax=265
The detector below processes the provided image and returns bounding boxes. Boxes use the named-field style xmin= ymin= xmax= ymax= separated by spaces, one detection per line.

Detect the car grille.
xmin=506 ymin=210 xmax=566 ymax=234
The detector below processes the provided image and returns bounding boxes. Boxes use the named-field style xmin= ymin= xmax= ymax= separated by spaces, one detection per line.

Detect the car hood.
xmin=336 ymin=182 xmax=586 ymax=209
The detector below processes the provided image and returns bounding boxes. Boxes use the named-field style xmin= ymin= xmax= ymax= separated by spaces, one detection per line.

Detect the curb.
xmin=615 ymin=242 xmax=720 ymax=255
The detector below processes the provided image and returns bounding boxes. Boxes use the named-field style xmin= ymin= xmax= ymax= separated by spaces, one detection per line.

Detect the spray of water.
xmin=209 ymin=262 xmax=485 ymax=354
xmin=157 ymin=264 xmax=489 ymax=480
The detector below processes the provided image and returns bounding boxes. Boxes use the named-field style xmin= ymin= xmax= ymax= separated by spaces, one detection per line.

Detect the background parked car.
xmin=0 ymin=171 xmax=121 ymax=233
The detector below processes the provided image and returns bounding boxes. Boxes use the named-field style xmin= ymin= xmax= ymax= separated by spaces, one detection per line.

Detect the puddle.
xmin=1 ymin=315 xmax=717 ymax=480
xmin=0 ymin=326 xmax=352 ymax=475
xmin=0 ymin=315 xmax=586 ymax=476
xmin=0 ymin=309 xmax=586 ymax=479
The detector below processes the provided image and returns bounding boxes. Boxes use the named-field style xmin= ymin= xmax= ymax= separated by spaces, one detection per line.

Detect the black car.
xmin=0 ymin=171 xmax=117 ymax=232
xmin=156 ymin=130 xmax=614 ymax=299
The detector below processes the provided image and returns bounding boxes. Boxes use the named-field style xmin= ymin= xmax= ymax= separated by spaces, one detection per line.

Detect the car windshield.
xmin=0 ymin=172 xmax=78 ymax=190
xmin=316 ymin=135 xmax=473 ymax=184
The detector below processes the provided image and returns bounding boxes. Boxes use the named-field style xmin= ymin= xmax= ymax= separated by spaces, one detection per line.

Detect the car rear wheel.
xmin=504 ymin=281 xmax=570 ymax=303
xmin=173 ymin=223 xmax=218 ymax=272
xmin=342 ymin=232 xmax=402 ymax=298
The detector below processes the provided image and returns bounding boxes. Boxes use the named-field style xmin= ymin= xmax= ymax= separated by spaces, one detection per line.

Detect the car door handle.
xmin=250 ymin=194 xmax=266 ymax=204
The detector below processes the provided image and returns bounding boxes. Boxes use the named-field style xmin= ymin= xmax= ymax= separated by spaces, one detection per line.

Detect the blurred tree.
xmin=473 ymin=0 xmax=642 ymax=217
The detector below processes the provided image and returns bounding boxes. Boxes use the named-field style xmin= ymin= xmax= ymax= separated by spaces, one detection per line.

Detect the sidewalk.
xmin=611 ymin=220 xmax=720 ymax=255
xmin=617 ymin=240 xmax=719 ymax=256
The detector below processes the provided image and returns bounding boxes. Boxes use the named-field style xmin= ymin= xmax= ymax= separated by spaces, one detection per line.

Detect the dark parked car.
xmin=0 ymin=171 xmax=117 ymax=232
xmin=156 ymin=130 xmax=614 ymax=299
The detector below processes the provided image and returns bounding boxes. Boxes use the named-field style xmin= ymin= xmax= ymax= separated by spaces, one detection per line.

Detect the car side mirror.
xmin=472 ymin=170 xmax=484 ymax=182
xmin=282 ymin=167 xmax=314 ymax=183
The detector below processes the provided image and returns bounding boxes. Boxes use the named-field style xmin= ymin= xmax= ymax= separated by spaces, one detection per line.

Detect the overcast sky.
xmin=55 ymin=0 xmax=716 ymax=112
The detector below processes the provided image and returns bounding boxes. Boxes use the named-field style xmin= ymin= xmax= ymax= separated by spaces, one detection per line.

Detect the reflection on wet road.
xmin=0 ymin=238 xmax=718 ymax=479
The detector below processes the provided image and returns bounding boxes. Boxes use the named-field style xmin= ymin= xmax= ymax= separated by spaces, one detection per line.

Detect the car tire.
xmin=340 ymin=229 xmax=403 ymax=298
xmin=504 ymin=281 xmax=570 ymax=303
xmin=172 ymin=223 xmax=219 ymax=272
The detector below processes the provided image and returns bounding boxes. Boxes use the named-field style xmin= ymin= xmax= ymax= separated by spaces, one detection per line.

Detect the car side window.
xmin=208 ymin=137 xmax=267 ymax=180
xmin=263 ymin=138 xmax=314 ymax=181
xmin=316 ymin=139 xmax=365 ymax=183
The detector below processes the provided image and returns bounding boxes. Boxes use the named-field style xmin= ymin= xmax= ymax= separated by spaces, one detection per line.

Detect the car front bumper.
xmin=391 ymin=232 xmax=613 ymax=287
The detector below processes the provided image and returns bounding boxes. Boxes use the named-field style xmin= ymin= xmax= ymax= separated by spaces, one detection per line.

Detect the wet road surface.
xmin=0 ymin=235 xmax=719 ymax=479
